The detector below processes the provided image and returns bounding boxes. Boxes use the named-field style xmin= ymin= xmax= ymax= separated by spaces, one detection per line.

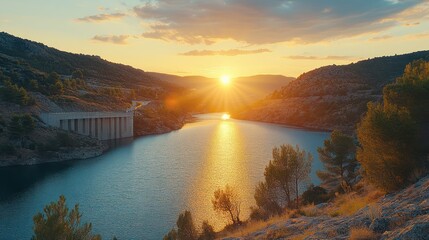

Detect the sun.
xmin=220 ymin=75 xmax=231 ymax=85
xmin=221 ymin=113 xmax=231 ymax=120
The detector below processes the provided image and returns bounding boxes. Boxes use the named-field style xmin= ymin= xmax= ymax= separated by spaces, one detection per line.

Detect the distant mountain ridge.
xmin=147 ymin=72 xmax=294 ymax=112
xmin=237 ymin=50 xmax=429 ymax=132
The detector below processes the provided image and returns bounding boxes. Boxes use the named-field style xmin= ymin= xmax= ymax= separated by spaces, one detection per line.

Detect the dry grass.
xmin=327 ymin=188 xmax=385 ymax=217
xmin=349 ymin=227 xmax=379 ymax=240
xmin=299 ymin=203 xmax=322 ymax=217
xmin=221 ymin=214 xmax=289 ymax=238
xmin=367 ymin=203 xmax=382 ymax=222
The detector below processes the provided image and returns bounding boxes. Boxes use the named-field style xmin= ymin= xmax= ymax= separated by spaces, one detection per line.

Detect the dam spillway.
xmin=39 ymin=111 xmax=133 ymax=140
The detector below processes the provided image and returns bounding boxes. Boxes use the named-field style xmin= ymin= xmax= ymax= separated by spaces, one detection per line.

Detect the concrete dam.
xmin=40 ymin=111 xmax=134 ymax=141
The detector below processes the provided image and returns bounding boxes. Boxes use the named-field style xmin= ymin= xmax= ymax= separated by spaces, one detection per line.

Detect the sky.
xmin=0 ymin=0 xmax=429 ymax=78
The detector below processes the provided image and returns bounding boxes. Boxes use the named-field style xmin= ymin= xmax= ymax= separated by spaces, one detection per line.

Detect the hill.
xmin=236 ymin=51 xmax=429 ymax=132
xmin=223 ymin=174 xmax=429 ymax=239
xmin=0 ymin=32 xmax=189 ymax=166
xmin=148 ymin=72 xmax=294 ymax=113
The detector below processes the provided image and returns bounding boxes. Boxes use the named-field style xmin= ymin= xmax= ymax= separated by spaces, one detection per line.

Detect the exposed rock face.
xmin=225 ymin=175 xmax=429 ymax=240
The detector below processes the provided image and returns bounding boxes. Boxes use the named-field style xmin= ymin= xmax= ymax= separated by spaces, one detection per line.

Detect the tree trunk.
xmin=295 ymin=178 xmax=299 ymax=209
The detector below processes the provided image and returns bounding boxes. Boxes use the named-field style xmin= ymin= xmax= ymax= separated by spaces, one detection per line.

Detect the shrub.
xmin=198 ymin=221 xmax=215 ymax=240
xmin=302 ymin=185 xmax=329 ymax=205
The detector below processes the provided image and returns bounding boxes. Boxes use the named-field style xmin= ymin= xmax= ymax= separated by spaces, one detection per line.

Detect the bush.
xmin=1 ymin=79 xmax=34 ymax=105
xmin=198 ymin=221 xmax=215 ymax=240
xmin=163 ymin=210 xmax=198 ymax=240
xmin=302 ymin=185 xmax=330 ymax=205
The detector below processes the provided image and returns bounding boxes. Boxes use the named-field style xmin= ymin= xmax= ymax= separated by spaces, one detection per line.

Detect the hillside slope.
xmin=236 ymin=51 xmax=429 ymax=132
xmin=225 ymin=175 xmax=429 ymax=239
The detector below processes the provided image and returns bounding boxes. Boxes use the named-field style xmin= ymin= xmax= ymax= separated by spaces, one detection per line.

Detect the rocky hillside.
xmin=0 ymin=32 xmax=189 ymax=166
xmin=225 ymin=175 xmax=429 ymax=239
xmin=236 ymin=51 xmax=429 ymax=132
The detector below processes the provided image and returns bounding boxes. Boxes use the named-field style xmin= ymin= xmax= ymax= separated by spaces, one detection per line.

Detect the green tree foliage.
xmin=50 ymin=80 xmax=64 ymax=95
xmin=253 ymin=181 xmax=282 ymax=216
xmin=357 ymin=60 xmax=429 ymax=192
xmin=289 ymin=145 xmax=312 ymax=207
xmin=163 ymin=210 xmax=198 ymax=240
xmin=317 ymin=130 xmax=357 ymax=192
xmin=198 ymin=221 xmax=215 ymax=240
xmin=263 ymin=144 xmax=312 ymax=209
xmin=357 ymin=103 xmax=418 ymax=192
xmin=32 ymin=195 xmax=101 ymax=240
xmin=1 ymin=79 xmax=33 ymax=105
xmin=301 ymin=185 xmax=329 ymax=205
xmin=72 ymin=69 xmax=84 ymax=80
xmin=212 ymin=185 xmax=242 ymax=225
xmin=47 ymin=72 xmax=61 ymax=85
xmin=383 ymin=59 xmax=429 ymax=151
xmin=8 ymin=114 xmax=35 ymax=142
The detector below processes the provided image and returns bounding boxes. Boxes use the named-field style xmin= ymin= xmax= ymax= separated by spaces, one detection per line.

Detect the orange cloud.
xmin=180 ymin=49 xmax=271 ymax=56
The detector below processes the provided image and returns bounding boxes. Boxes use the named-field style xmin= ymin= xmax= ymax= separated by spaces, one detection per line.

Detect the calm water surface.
xmin=0 ymin=114 xmax=329 ymax=239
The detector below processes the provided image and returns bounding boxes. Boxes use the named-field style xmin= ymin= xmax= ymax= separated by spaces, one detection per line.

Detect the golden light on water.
xmin=220 ymin=75 xmax=231 ymax=85
xmin=191 ymin=120 xmax=252 ymax=230
xmin=221 ymin=113 xmax=231 ymax=120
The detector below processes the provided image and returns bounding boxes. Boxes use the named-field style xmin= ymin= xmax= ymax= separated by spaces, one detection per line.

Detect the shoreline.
xmin=0 ymin=115 xmax=195 ymax=168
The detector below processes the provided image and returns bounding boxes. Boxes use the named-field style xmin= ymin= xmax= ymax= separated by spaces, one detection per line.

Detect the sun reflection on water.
xmin=190 ymin=120 xmax=253 ymax=230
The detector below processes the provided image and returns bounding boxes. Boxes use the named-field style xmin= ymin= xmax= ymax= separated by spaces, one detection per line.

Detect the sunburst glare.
xmin=220 ymin=75 xmax=231 ymax=85
xmin=221 ymin=113 xmax=231 ymax=120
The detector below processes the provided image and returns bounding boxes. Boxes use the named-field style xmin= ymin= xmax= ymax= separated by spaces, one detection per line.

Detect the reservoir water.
xmin=0 ymin=114 xmax=329 ymax=239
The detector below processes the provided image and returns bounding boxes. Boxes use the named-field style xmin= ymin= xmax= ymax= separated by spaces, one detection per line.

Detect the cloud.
xmin=76 ymin=13 xmax=126 ymax=22
xmin=285 ymin=55 xmax=354 ymax=60
xmin=180 ymin=48 xmax=271 ymax=56
xmin=92 ymin=35 xmax=129 ymax=44
xmin=370 ymin=35 xmax=394 ymax=41
xmin=134 ymin=0 xmax=424 ymax=45
xmin=407 ymin=32 xmax=429 ymax=39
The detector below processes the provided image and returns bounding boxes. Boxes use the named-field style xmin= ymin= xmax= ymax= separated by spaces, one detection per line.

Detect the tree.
xmin=176 ymin=210 xmax=198 ymax=240
xmin=1 ymin=79 xmax=33 ymax=105
xmin=289 ymin=145 xmax=312 ymax=207
xmin=317 ymin=130 xmax=357 ymax=192
xmin=212 ymin=185 xmax=242 ymax=225
xmin=72 ymin=69 xmax=84 ymax=80
xmin=263 ymin=144 xmax=312 ymax=208
xmin=254 ymin=181 xmax=282 ymax=215
xmin=47 ymin=72 xmax=60 ymax=85
xmin=356 ymin=60 xmax=429 ymax=192
xmin=32 ymin=195 xmax=101 ymax=240
xmin=198 ymin=221 xmax=215 ymax=240
xmin=357 ymin=103 xmax=418 ymax=192
xmin=8 ymin=114 xmax=35 ymax=147
xmin=50 ymin=80 xmax=64 ymax=95
xmin=163 ymin=229 xmax=178 ymax=240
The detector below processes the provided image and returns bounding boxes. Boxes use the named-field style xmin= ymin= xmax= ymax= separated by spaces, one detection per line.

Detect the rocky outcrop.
xmin=225 ymin=175 xmax=429 ymax=240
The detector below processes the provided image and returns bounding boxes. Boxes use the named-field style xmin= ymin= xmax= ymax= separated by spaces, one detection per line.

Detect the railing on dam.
xmin=39 ymin=111 xmax=134 ymax=140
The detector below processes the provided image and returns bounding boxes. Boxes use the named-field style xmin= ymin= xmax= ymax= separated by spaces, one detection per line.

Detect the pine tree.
xmin=317 ymin=130 xmax=357 ymax=192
